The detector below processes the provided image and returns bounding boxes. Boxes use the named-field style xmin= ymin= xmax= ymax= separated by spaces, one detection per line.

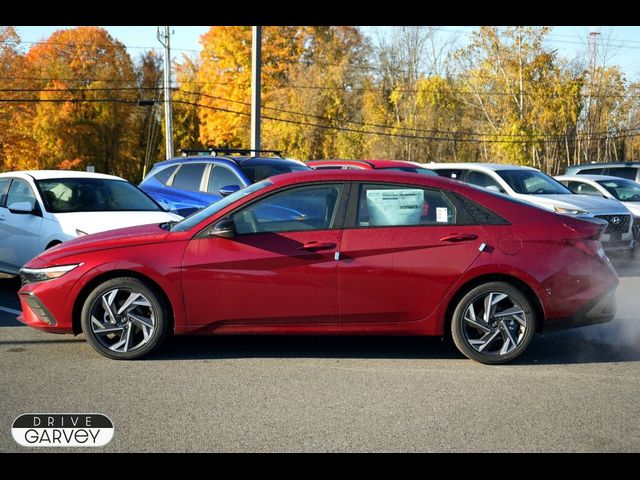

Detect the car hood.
xmin=511 ymin=193 xmax=630 ymax=214
xmin=50 ymin=210 xmax=182 ymax=236
xmin=38 ymin=222 xmax=173 ymax=262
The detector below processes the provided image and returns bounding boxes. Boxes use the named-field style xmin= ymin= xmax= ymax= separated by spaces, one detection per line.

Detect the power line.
xmin=1 ymin=94 xmax=638 ymax=144
xmin=172 ymin=98 xmax=640 ymax=144
xmin=177 ymin=88 xmax=640 ymax=139
xmin=0 ymin=38 xmax=199 ymax=54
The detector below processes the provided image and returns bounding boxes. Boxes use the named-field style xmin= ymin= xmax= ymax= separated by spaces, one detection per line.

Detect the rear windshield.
xmin=37 ymin=178 xmax=161 ymax=213
xmin=240 ymin=163 xmax=310 ymax=183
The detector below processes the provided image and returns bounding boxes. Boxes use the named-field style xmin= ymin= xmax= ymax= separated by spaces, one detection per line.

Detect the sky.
xmin=14 ymin=26 xmax=640 ymax=81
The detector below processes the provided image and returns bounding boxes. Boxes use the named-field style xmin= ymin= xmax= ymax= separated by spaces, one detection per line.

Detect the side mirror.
xmin=485 ymin=185 xmax=501 ymax=193
xmin=219 ymin=185 xmax=241 ymax=196
xmin=8 ymin=201 xmax=36 ymax=215
xmin=208 ymin=218 xmax=235 ymax=239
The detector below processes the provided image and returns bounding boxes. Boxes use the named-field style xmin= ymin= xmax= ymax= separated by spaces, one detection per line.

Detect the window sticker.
xmin=366 ymin=189 xmax=424 ymax=226
xmin=436 ymin=207 xmax=449 ymax=223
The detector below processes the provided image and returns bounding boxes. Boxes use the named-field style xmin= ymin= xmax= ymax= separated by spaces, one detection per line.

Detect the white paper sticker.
xmin=366 ymin=189 xmax=424 ymax=226
xmin=436 ymin=207 xmax=448 ymax=223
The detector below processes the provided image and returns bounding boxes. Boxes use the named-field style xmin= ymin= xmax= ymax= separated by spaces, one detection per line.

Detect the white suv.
xmin=428 ymin=163 xmax=636 ymax=252
xmin=0 ymin=171 xmax=182 ymax=275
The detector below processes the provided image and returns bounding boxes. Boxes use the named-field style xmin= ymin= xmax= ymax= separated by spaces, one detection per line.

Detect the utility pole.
xmin=250 ymin=26 xmax=262 ymax=156
xmin=158 ymin=26 xmax=174 ymax=159
xmin=586 ymin=29 xmax=601 ymax=162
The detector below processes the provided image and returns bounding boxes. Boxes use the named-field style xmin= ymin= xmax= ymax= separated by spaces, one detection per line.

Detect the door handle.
xmin=299 ymin=241 xmax=336 ymax=251
xmin=440 ymin=233 xmax=479 ymax=242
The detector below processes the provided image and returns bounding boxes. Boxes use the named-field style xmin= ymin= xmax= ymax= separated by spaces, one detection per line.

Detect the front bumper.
xmin=17 ymin=290 xmax=73 ymax=334
xmin=543 ymin=286 xmax=616 ymax=331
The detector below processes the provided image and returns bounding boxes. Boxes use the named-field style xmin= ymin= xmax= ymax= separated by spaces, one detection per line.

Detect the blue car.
xmin=139 ymin=149 xmax=311 ymax=217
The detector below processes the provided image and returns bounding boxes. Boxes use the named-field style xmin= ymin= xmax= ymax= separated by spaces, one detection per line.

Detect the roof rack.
xmin=180 ymin=148 xmax=283 ymax=158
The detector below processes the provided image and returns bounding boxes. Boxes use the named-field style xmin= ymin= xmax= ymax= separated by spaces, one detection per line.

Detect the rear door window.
xmin=171 ymin=163 xmax=207 ymax=191
xmin=433 ymin=169 xmax=464 ymax=180
xmin=207 ymin=165 xmax=243 ymax=194
xmin=607 ymin=167 xmax=638 ymax=181
xmin=6 ymin=179 xmax=37 ymax=210
xmin=355 ymin=184 xmax=457 ymax=227
xmin=567 ymin=181 xmax=602 ymax=196
xmin=152 ymin=165 xmax=178 ymax=185
xmin=0 ymin=178 xmax=11 ymax=207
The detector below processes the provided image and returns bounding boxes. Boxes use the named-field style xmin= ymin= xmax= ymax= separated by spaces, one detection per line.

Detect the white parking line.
xmin=0 ymin=306 xmax=21 ymax=316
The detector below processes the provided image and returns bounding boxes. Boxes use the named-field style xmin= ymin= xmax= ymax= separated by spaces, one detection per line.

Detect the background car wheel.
xmin=451 ymin=282 xmax=536 ymax=365
xmin=81 ymin=277 xmax=170 ymax=360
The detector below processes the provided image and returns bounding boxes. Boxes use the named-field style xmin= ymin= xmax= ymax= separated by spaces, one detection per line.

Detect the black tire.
xmin=80 ymin=277 xmax=170 ymax=360
xmin=451 ymin=281 xmax=536 ymax=365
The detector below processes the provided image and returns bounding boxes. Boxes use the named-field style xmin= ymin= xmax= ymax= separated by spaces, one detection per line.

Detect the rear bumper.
xmin=543 ymin=286 xmax=616 ymax=331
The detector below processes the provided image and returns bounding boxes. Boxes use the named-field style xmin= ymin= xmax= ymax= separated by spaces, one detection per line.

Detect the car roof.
xmin=307 ymin=159 xmax=431 ymax=169
xmin=427 ymin=162 xmax=538 ymax=172
xmin=556 ymin=174 xmax=630 ymax=182
xmin=268 ymin=167 xmax=462 ymax=188
xmin=153 ymin=155 xmax=308 ymax=169
xmin=0 ymin=170 xmax=126 ymax=181
xmin=568 ymin=161 xmax=640 ymax=168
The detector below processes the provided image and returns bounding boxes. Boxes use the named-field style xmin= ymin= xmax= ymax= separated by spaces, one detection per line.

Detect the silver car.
xmin=428 ymin=163 xmax=636 ymax=252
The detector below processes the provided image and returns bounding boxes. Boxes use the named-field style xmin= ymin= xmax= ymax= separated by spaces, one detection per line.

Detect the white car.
xmin=427 ymin=163 xmax=636 ymax=252
xmin=556 ymin=174 xmax=640 ymax=240
xmin=0 ymin=170 xmax=182 ymax=275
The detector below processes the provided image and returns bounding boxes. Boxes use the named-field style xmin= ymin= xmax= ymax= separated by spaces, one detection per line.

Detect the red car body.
xmin=18 ymin=170 xmax=618 ymax=362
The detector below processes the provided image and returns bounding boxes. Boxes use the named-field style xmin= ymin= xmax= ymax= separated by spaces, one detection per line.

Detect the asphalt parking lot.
xmin=1 ymin=257 xmax=640 ymax=452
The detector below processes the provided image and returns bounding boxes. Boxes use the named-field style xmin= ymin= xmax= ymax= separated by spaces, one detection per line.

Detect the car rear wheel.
xmin=451 ymin=282 xmax=536 ymax=364
xmin=81 ymin=277 xmax=170 ymax=360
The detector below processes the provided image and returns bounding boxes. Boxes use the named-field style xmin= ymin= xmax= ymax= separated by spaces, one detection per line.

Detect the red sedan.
xmin=18 ymin=170 xmax=618 ymax=364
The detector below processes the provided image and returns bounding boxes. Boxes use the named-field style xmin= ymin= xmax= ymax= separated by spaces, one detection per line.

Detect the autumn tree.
xmin=24 ymin=27 xmax=139 ymax=175
xmin=196 ymin=26 xmax=305 ymax=149
xmin=264 ymin=26 xmax=370 ymax=160
xmin=169 ymin=53 xmax=204 ymax=156
xmin=0 ymin=27 xmax=39 ymax=171
xmin=130 ymin=50 xmax=164 ymax=181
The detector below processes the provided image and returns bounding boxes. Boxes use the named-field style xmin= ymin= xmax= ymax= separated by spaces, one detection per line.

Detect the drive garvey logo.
xmin=12 ymin=414 xmax=114 ymax=447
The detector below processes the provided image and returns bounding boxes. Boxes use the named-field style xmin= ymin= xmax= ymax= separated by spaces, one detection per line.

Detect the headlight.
xmin=554 ymin=206 xmax=589 ymax=215
xmin=76 ymin=229 xmax=88 ymax=237
xmin=20 ymin=264 xmax=81 ymax=284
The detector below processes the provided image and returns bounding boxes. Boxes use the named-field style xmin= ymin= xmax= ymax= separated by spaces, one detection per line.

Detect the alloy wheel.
xmin=89 ymin=288 xmax=156 ymax=353
xmin=461 ymin=291 xmax=528 ymax=356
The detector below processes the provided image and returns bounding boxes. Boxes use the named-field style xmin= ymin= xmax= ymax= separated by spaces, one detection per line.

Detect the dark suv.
xmin=565 ymin=162 xmax=640 ymax=183
xmin=139 ymin=148 xmax=311 ymax=216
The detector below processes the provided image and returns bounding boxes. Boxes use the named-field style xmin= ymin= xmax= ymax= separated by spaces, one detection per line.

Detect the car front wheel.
xmin=81 ymin=277 xmax=170 ymax=360
xmin=451 ymin=282 xmax=536 ymax=365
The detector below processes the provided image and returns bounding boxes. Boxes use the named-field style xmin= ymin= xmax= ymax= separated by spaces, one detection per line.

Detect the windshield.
xmin=380 ymin=167 xmax=437 ymax=175
xmin=597 ymin=178 xmax=640 ymax=202
xmin=240 ymin=162 xmax=310 ymax=183
xmin=171 ymin=179 xmax=273 ymax=232
xmin=496 ymin=169 xmax=572 ymax=195
xmin=36 ymin=178 xmax=161 ymax=213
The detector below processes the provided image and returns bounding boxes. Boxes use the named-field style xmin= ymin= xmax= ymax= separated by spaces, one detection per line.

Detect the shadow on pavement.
xmin=149 ymin=326 xmax=640 ymax=365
